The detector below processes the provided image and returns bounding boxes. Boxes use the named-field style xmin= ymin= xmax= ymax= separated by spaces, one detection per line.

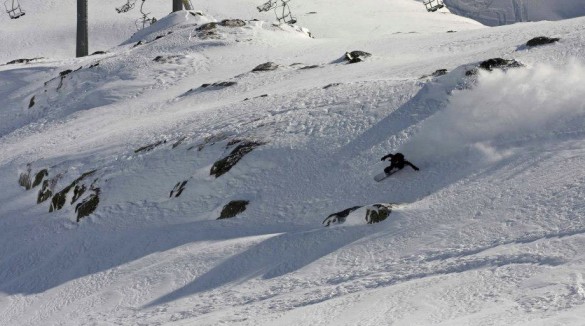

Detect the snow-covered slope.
xmin=444 ymin=0 xmax=585 ymax=26
xmin=2 ymin=0 xmax=585 ymax=325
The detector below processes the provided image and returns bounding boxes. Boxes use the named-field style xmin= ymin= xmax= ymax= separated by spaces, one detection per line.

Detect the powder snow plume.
xmin=402 ymin=60 xmax=585 ymax=163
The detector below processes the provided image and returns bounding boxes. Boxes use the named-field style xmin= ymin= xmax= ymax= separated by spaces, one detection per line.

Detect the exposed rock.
xmin=6 ymin=57 xmax=43 ymax=65
xmin=18 ymin=165 xmax=32 ymax=190
xmin=299 ymin=65 xmax=320 ymax=70
xmin=323 ymin=83 xmax=341 ymax=89
xmin=197 ymin=22 xmax=217 ymax=31
xmin=219 ymin=19 xmax=246 ymax=27
xmin=478 ymin=58 xmax=522 ymax=71
xmin=37 ymin=180 xmax=53 ymax=204
xmin=71 ymin=184 xmax=86 ymax=204
xmin=134 ymin=140 xmax=166 ymax=153
xmin=133 ymin=41 xmax=143 ymax=48
xmin=218 ymin=200 xmax=249 ymax=219
xmin=344 ymin=51 xmax=371 ymax=64
xmin=201 ymin=81 xmax=237 ymax=88
xmin=89 ymin=62 xmax=100 ymax=68
xmin=153 ymin=55 xmax=183 ymax=63
xmin=170 ymin=180 xmax=188 ymax=198
xmin=172 ymin=136 xmax=187 ymax=149
xmin=526 ymin=36 xmax=560 ymax=47
xmin=28 ymin=95 xmax=35 ymax=108
xmin=75 ymin=188 xmax=100 ymax=222
xmin=447 ymin=30 xmax=456 ymax=33
xmin=210 ymin=141 xmax=265 ymax=178
xmin=252 ymin=62 xmax=279 ymax=72
xmin=32 ymin=169 xmax=48 ymax=188
xmin=322 ymin=206 xmax=362 ymax=226
xmin=365 ymin=204 xmax=392 ymax=224
xmin=420 ymin=69 xmax=448 ymax=79
xmin=91 ymin=51 xmax=107 ymax=55
xmin=49 ymin=170 xmax=97 ymax=212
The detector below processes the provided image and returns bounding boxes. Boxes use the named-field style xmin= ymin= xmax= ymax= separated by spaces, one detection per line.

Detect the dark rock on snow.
xmin=134 ymin=140 xmax=167 ymax=153
xmin=5 ymin=57 xmax=43 ymax=65
xmin=49 ymin=170 xmax=97 ymax=212
xmin=420 ymin=69 xmax=448 ymax=79
xmin=218 ymin=200 xmax=250 ymax=219
xmin=526 ymin=36 xmax=560 ymax=47
xmin=219 ymin=19 xmax=246 ymax=27
xmin=75 ymin=188 xmax=100 ymax=222
xmin=28 ymin=95 xmax=35 ymax=108
xmin=344 ymin=51 xmax=371 ymax=63
xmin=322 ymin=206 xmax=362 ymax=226
xmin=201 ymin=81 xmax=237 ymax=88
xmin=478 ymin=58 xmax=522 ymax=71
xmin=365 ymin=204 xmax=392 ymax=224
xmin=323 ymin=83 xmax=341 ymax=89
xmin=32 ymin=169 xmax=48 ymax=188
xmin=210 ymin=140 xmax=265 ymax=178
xmin=170 ymin=180 xmax=188 ymax=198
xmin=91 ymin=51 xmax=107 ymax=55
xmin=252 ymin=62 xmax=279 ymax=72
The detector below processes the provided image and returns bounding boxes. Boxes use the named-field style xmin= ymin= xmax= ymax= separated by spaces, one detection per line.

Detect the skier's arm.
xmin=405 ymin=161 xmax=419 ymax=171
xmin=381 ymin=153 xmax=394 ymax=161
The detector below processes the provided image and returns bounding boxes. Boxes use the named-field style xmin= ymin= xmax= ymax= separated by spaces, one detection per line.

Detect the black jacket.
xmin=381 ymin=153 xmax=419 ymax=171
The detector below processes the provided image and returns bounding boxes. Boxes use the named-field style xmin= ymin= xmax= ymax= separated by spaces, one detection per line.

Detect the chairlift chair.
xmin=116 ymin=0 xmax=137 ymax=13
xmin=4 ymin=0 xmax=25 ymax=19
xmin=423 ymin=0 xmax=444 ymax=12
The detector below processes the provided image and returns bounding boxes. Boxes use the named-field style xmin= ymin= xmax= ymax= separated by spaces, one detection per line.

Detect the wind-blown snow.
xmin=403 ymin=60 xmax=585 ymax=163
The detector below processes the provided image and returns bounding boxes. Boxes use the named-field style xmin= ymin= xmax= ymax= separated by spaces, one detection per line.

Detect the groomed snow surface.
xmin=2 ymin=0 xmax=585 ymax=325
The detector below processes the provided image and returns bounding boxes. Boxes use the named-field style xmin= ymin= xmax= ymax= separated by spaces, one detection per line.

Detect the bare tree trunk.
xmin=76 ymin=0 xmax=88 ymax=57
xmin=172 ymin=0 xmax=183 ymax=12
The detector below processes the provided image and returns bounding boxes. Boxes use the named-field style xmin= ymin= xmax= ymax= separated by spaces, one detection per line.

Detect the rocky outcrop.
xmin=420 ymin=69 xmax=447 ymax=79
xmin=28 ymin=96 xmax=35 ymax=109
xmin=49 ymin=170 xmax=97 ymax=212
xmin=170 ymin=180 xmax=188 ymax=198
xmin=252 ymin=62 xmax=279 ymax=72
xmin=201 ymin=81 xmax=237 ymax=88
xmin=344 ymin=51 xmax=371 ymax=64
xmin=220 ymin=19 xmax=246 ymax=27
xmin=323 ymin=204 xmax=393 ymax=226
xmin=18 ymin=165 xmax=32 ymax=190
xmin=210 ymin=140 xmax=265 ymax=178
xmin=5 ymin=57 xmax=43 ymax=65
xmin=526 ymin=36 xmax=560 ymax=48
xmin=479 ymin=58 xmax=522 ymax=71
xmin=322 ymin=206 xmax=362 ymax=226
xmin=32 ymin=169 xmax=48 ymax=188
xmin=365 ymin=204 xmax=392 ymax=224
xmin=466 ymin=58 xmax=523 ymax=76
xmin=75 ymin=188 xmax=100 ymax=222
xmin=134 ymin=140 xmax=167 ymax=153
xmin=218 ymin=200 xmax=249 ymax=219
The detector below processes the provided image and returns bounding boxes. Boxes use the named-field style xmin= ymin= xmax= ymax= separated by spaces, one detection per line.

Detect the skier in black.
xmin=381 ymin=152 xmax=419 ymax=174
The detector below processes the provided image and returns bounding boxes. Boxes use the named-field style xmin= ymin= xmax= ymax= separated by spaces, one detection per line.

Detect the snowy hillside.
xmin=444 ymin=0 xmax=585 ymax=26
xmin=2 ymin=0 xmax=585 ymax=325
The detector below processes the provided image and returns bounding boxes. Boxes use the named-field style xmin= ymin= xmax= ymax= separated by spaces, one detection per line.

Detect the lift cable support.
xmin=115 ymin=0 xmax=137 ymax=13
xmin=4 ymin=0 xmax=25 ymax=19
xmin=423 ymin=0 xmax=444 ymax=12
xmin=181 ymin=0 xmax=194 ymax=10
xmin=135 ymin=0 xmax=157 ymax=30
xmin=256 ymin=0 xmax=296 ymax=24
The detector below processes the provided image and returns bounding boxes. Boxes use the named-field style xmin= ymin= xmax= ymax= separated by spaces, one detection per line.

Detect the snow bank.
xmin=402 ymin=60 xmax=585 ymax=163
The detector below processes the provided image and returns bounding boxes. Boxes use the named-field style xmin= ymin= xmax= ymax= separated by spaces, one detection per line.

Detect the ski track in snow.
xmin=2 ymin=0 xmax=585 ymax=325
